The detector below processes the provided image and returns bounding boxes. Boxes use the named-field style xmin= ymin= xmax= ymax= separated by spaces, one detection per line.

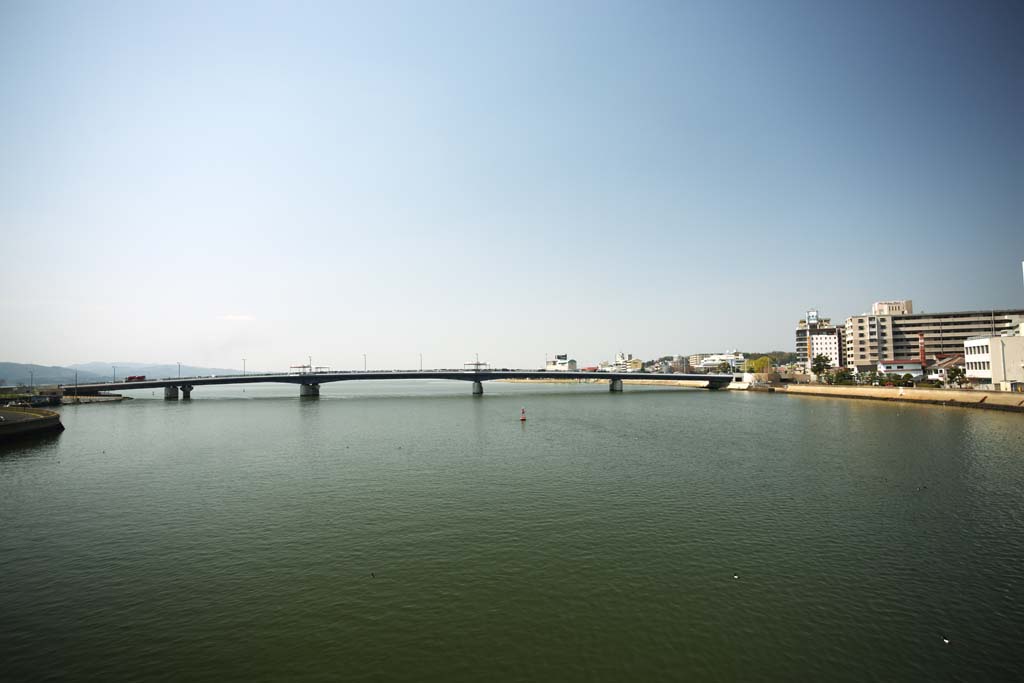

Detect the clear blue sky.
xmin=2 ymin=0 xmax=1022 ymax=370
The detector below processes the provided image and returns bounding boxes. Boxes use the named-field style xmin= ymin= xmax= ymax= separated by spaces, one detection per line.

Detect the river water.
xmin=1 ymin=381 xmax=1022 ymax=681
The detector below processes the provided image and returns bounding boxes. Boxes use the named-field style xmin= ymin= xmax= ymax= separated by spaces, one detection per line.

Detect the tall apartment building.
xmin=796 ymin=310 xmax=845 ymax=368
xmin=844 ymin=302 xmax=1024 ymax=373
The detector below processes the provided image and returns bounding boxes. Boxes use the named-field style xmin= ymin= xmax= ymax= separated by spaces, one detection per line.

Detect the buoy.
xmin=520 ymin=408 xmax=527 ymax=422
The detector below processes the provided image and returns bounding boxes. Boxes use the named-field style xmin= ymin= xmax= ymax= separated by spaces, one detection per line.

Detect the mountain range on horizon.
xmin=0 ymin=362 xmax=249 ymax=387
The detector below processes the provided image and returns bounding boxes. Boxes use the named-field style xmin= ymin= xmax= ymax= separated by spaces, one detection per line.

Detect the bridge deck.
xmin=63 ymin=371 xmax=733 ymax=393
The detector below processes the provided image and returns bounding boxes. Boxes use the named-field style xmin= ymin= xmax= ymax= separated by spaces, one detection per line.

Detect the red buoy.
xmin=520 ymin=407 xmax=527 ymax=422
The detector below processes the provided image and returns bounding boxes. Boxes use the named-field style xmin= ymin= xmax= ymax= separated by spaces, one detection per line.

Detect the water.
xmin=2 ymin=381 xmax=1022 ymax=681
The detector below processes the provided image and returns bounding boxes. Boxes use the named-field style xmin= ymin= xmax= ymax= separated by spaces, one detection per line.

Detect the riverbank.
xmin=782 ymin=384 xmax=1024 ymax=413
xmin=60 ymin=394 xmax=127 ymax=404
xmin=497 ymin=377 xmax=714 ymax=389
xmin=0 ymin=407 xmax=65 ymax=440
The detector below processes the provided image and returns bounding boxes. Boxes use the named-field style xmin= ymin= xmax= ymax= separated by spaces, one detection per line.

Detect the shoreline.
xmin=781 ymin=384 xmax=1024 ymax=413
xmin=495 ymin=377 xmax=1024 ymax=413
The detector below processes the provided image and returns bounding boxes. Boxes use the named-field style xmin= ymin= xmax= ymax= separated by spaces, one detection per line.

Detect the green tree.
xmin=811 ymin=354 xmax=831 ymax=379
xmin=716 ymin=361 xmax=732 ymax=374
xmin=947 ymin=366 xmax=967 ymax=388
xmin=749 ymin=356 xmax=774 ymax=374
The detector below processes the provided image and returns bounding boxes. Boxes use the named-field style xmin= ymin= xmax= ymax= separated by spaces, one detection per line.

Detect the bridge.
xmin=62 ymin=370 xmax=734 ymax=399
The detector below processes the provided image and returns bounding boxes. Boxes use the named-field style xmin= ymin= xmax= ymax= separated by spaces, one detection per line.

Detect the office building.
xmin=844 ymin=304 xmax=1024 ymax=373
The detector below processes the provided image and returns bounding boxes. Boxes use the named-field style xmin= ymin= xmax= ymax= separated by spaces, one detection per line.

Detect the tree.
xmin=716 ymin=361 xmax=732 ymax=374
xmin=811 ymin=354 xmax=832 ymax=379
xmin=832 ymin=368 xmax=853 ymax=385
xmin=947 ymin=367 xmax=967 ymax=387
xmin=749 ymin=356 xmax=774 ymax=374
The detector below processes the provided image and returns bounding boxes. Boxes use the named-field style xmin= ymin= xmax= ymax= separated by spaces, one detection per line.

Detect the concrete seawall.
xmin=782 ymin=384 xmax=1024 ymax=413
xmin=0 ymin=407 xmax=65 ymax=440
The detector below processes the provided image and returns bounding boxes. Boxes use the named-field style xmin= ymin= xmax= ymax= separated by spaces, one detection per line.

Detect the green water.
xmin=2 ymin=381 xmax=1022 ymax=681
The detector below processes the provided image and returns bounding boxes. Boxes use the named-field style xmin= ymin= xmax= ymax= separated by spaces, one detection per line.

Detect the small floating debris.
xmin=733 ymin=574 xmax=739 ymax=580
xmin=942 ymin=637 xmax=950 ymax=645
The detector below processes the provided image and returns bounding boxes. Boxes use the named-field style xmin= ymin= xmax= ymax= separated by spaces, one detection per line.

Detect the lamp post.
xmin=419 ymin=353 xmax=422 ymax=372
xmin=112 ymin=366 xmax=116 ymax=382
xmin=29 ymin=370 xmax=34 ymax=392
xmin=363 ymin=354 xmax=367 ymax=372
xmin=242 ymin=358 xmax=246 ymax=376
xmin=177 ymin=361 xmax=181 ymax=379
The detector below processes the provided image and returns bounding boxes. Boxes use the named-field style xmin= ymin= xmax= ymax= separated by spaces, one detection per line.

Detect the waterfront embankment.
xmin=782 ymin=384 xmax=1024 ymax=413
xmin=60 ymin=394 xmax=126 ymax=404
xmin=498 ymin=377 xmax=714 ymax=389
xmin=0 ymin=407 xmax=65 ymax=440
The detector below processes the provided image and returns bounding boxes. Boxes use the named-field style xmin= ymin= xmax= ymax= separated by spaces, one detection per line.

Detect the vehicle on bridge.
xmin=124 ymin=375 xmax=146 ymax=382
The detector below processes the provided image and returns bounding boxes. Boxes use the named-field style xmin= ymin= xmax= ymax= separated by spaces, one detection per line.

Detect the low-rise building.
xmin=545 ymin=354 xmax=578 ymax=372
xmin=878 ymin=359 xmax=924 ymax=376
xmin=964 ymin=324 xmax=1024 ymax=390
xmin=925 ymin=354 xmax=965 ymax=385
xmin=696 ymin=351 xmax=746 ymax=371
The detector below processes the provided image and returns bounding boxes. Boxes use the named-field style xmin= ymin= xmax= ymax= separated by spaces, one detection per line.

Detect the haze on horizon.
xmin=2 ymin=1 xmax=1022 ymax=371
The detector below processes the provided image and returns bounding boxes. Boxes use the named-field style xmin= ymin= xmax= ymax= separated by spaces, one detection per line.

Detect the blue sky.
xmin=2 ymin=0 xmax=1022 ymax=370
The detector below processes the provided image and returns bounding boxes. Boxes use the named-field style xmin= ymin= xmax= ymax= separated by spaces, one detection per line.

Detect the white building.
xmin=613 ymin=352 xmax=633 ymax=372
xmin=877 ymin=359 xmax=924 ymax=376
xmin=696 ymin=351 xmax=746 ymax=371
xmin=872 ymin=300 xmax=914 ymax=315
xmin=964 ymin=324 xmax=1024 ymax=390
xmin=807 ymin=333 xmax=842 ymax=373
xmin=545 ymin=354 xmax=578 ymax=372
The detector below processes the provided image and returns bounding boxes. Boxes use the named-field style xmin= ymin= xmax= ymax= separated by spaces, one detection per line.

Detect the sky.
xmin=2 ymin=0 xmax=1022 ymax=371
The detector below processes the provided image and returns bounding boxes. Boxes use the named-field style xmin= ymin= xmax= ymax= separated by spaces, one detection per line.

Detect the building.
xmin=964 ymin=324 xmax=1024 ymax=390
xmin=545 ymin=354 xmax=578 ymax=372
xmin=796 ymin=310 xmax=845 ymax=369
xmin=695 ymin=351 xmax=746 ymax=372
xmin=844 ymin=304 xmax=1024 ymax=373
xmin=670 ymin=355 xmax=691 ymax=373
xmin=688 ymin=353 xmax=713 ymax=369
xmin=808 ymin=332 xmax=843 ymax=373
xmin=925 ymin=354 xmax=964 ymax=385
xmin=877 ymin=359 xmax=924 ymax=377
xmin=872 ymin=300 xmax=913 ymax=315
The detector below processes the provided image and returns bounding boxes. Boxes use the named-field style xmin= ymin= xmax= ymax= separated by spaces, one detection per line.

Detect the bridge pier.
xmin=472 ymin=380 xmax=483 ymax=395
xmin=164 ymin=385 xmax=179 ymax=400
xmin=180 ymin=385 xmax=193 ymax=400
xmin=609 ymin=378 xmax=623 ymax=392
xmin=300 ymin=383 xmax=320 ymax=398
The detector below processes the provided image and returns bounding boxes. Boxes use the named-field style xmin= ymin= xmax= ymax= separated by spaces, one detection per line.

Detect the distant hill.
xmin=68 ymin=362 xmax=246 ymax=381
xmin=0 ymin=363 xmax=105 ymax=387
xmin=1 ymin=361 xmax=251 ymax=387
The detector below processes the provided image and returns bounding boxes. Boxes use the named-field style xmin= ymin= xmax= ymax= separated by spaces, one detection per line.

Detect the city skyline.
xmin=3 ymin=1 xmax=1022 ymax=369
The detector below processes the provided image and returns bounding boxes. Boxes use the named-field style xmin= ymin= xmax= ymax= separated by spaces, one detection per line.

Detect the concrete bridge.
xmin=61 ymin=370 xmax=733 ymax=400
